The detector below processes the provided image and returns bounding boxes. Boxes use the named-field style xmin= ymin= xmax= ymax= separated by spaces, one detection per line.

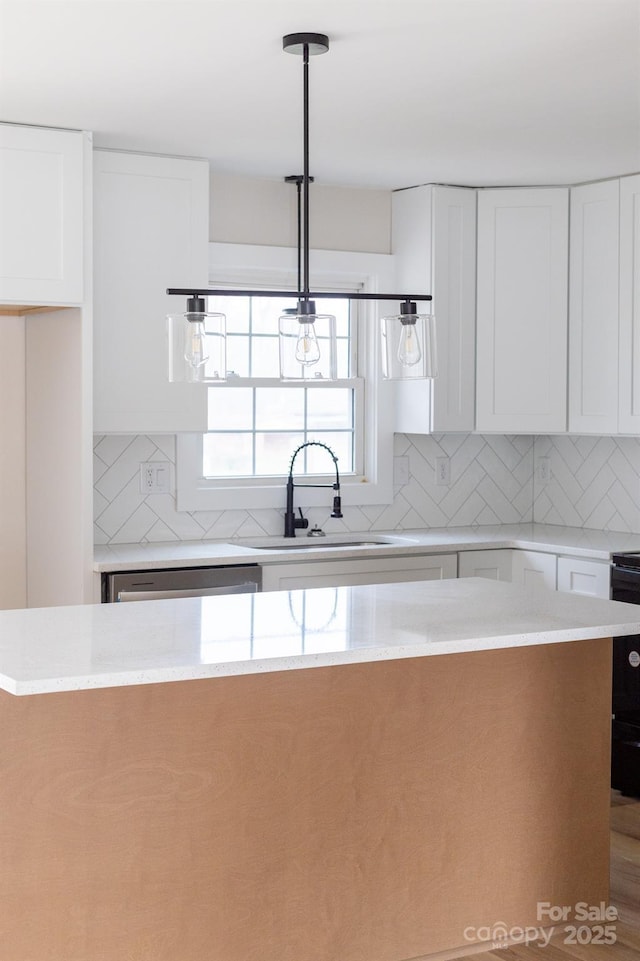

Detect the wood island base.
xmin=0 ymin=638 xmax=612 ymax=961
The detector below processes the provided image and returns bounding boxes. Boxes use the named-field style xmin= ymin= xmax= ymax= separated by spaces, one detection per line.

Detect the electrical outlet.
xmin=140 ymin=462 xmax=171 ymax=494
xmin=393 ymin=455 xmax=409 ymax=487
xmin=435 ymin=457 xmax=450 ymax=486
xmin=537 ymin=457 xmax=551 ymax=485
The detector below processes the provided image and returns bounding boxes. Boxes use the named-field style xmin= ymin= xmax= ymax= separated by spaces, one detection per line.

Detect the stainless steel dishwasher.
xmin=102 ymin=565 xmax=262 ymax=602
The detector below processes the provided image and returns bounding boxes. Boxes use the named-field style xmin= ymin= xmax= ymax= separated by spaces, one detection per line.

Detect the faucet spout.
xmin=284 ymin=441 xmax=342 ymax=537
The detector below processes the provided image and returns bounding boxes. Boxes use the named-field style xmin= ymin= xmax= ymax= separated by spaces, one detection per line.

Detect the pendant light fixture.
xmin=166 ymin=32 xmax=435 ymax=382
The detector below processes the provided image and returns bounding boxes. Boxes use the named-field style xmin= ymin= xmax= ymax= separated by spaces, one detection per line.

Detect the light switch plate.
xmin=537 ymin=457 xmax=551 ymax=485
xmin=393 ymin=456 xmax=409 ymax=487
xmin=140 ymin=461 xmax=171 ymax=494
xmin=435 ymin=457 xmax=450 ymax=486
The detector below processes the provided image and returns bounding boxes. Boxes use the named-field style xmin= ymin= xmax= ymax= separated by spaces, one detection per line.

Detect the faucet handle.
xmin=295 ymin=507 xmax=309 ymax=530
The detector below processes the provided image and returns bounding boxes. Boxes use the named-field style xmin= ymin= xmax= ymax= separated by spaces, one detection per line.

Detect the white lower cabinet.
xmin=457 ymin=549 xmax=513 ymax=582
xmin=511 ymin=550 xmax=557 ymax=593
xmin=556 ymin=556 xmax=610 ymax=599
xmin=260 ymin=553 xmax=457 ymax=593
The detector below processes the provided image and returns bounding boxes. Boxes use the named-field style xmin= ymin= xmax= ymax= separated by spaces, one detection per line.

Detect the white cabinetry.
xmin=261 ymin=553 xmax=457 ymax=593
xmin=568 ymin=180 xmax=620 ymax=433
xmin=511 ymin=550 xmax=557 ymax=593
xmin=458 ymin=549 xmax=512 ymax=582
xmin=392 ymin=185 xmax=476 ymax=433
xmin=476 ymin=188 xmax=569 ymax=433
xmin=0 ymin=123 xmax=85 ymax=305
xmin=556 ymin=557 xmax=610 ymax=598
xmin=619 ymin=174 xmax=640 ymax=433
xmin=93 ymin=150 xmax=210 ymax=433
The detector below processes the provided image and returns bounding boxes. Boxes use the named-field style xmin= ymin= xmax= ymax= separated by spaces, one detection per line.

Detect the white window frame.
xmin=176 ymin=242 xmax=396 ymax=511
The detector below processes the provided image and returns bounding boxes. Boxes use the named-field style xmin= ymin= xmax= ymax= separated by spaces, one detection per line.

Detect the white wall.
xmin=0 ymin=315 xmax=26 ymax=608
xmin=93 ymin=433 xmax=535 ymax=544
xmin=210 ymin=172 xmax=391 ymax=253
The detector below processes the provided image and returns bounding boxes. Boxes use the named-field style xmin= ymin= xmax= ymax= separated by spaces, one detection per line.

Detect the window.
xmin=176 ymin=243 xmax=395 ymax=512
xmin=203 ymin=294 xmax=360 ymax=478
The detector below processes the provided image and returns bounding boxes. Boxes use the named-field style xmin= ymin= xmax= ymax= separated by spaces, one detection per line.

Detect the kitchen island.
xmin=1 ymin=578 xmax=638 ymax=961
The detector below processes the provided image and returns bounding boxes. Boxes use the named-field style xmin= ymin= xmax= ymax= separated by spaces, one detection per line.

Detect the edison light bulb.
xmin=295 ymin=321 xmax=321 ymax=366
xmin=396 ymin=320 xmax=422 ymax=367
xmin=184 ymin=320 xmax=209 ymax=378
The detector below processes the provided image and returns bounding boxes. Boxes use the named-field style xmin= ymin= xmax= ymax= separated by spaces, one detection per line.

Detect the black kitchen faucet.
xmin=284 ymin=441 xmax=343 ymax=537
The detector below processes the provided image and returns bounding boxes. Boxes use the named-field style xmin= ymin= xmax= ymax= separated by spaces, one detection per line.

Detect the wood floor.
xmin=449 ymin=791 xmax=640 ymax=961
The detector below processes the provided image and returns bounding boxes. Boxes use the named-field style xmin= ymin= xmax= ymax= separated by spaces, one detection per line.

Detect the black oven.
xmin=610 ymin=553 xmax=640 ymax=796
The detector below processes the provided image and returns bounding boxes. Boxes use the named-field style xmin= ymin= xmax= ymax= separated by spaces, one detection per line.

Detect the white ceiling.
xmin=1 ymin=0 xmax=639 ymax=189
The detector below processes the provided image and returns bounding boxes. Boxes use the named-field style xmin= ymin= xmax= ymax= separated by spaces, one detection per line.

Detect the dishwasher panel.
xmin=103 ymin=565 xmax=262 ymax=602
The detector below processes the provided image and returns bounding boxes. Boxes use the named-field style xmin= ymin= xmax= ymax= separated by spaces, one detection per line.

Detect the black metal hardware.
xmin=167 ymin=32 xmax=431 ymax=316
xmin=284 ymin=441 xmax=342 ymax=537
xmin=168 ymin=287 xmax=432 ymax=303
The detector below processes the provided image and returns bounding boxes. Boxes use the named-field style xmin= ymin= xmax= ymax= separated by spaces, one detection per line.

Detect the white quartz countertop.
xmin=93 ymin=524 xmax=640 ymax=572
xmin=2 ymin=578 xmax=639 ymax=696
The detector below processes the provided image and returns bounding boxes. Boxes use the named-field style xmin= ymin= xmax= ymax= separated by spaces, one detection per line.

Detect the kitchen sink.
xmin=237 ymin=536 xmax=418 ymax=551
xmin=252 ymin=540 xmax=390 ymax=550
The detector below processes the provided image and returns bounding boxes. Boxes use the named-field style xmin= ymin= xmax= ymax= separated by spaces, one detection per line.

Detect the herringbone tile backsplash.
xmin=94 ymin=432 xmax=640 ymax=545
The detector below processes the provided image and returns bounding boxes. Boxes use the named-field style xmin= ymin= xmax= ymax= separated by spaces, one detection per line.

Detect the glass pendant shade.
xmin=381 ymin=306 xmax=437 ymax=381
xmin=167 ymin=297 xmax=226 ymax=383
xmin=279 ymin=302 xmax=337 ymax=381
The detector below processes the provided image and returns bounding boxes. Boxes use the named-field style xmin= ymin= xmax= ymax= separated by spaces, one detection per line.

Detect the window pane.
xmin=252 ymin=297 xmax=296 ymax=334
xmin=208 ymin=296 xmax=250 ymax=333
xmin=250 ymin=335 xmax=280 ymax=377
xmin=306 ymin=388 xmax=352 ymax=429
xmin=305 ymin=432 xmax=353 ymax=472
xmin=255 ymin=388 xmax=305 ymax=430
xmin=330 ymin=300 xmax=350 ymax=338
xmin=226 ymin=334 xmax=250 ymax=377
xmin=255 ymin=432 xmax=304 ymax=475
xmin=208 ymin=387 xmax=253 ymax=430
xmin=336 ymin=339 xmax=350 ymax=378
xmin=203 ymin=433 xmax=253 ymax=477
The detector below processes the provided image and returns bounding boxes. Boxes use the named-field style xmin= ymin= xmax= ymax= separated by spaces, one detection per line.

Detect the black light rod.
xmin=303 ymin=41 xmax=310 ymax=299
xmin=167 ymin=288 xmax=432 ymax=302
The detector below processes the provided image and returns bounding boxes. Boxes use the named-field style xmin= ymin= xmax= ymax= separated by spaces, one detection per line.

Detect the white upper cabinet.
xmin=93 ymin=150 xmax=209 ymax=433
xmin=476 ymin=188 xmax=569 ymax=433
xmin=392 ymin=184 xmax=476 ymax=433
xmin=568 ymin=179 xmax=620 ymax=434
xmin=619 ymin=174 xmax=640 ymax=433
xmin=0 ymin=123 xmax=85 ymax=305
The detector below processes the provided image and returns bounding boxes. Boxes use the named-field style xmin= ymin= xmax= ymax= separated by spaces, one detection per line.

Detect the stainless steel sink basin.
xmin=237 ymin=537 xmax=417 ymax=551
xmin=254 ymin=540 xmax=391 ymax=550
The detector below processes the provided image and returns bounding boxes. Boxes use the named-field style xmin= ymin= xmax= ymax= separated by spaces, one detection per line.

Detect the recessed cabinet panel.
xmin=556 ymin=556 xmax=610 ymax=598
xmin=458 ymin=549 xmax=512 ymax=582
xmin=0 ymin=124 xmax=84 ymax=304
xmin=569 ymin=180 xmax=620 ymax=433
xmin=93 ymin=150 xmax=209 ymax=433
xmin=476 ymin=188 xmax=568 ymax=433
xmin=619 ymin=174 xmax=640 ymax=433
xmin=511 ymin=550 xmax=557 ymax=593
xmin=392 ymin=185 xmax=476 ymax=434
xmin=260 ymin=553 xmax=458 ymax=592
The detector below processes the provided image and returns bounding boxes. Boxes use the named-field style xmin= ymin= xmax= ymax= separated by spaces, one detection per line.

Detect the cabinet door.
xmin=557 ymin=556 xmax=610 ymax=598
xmin=93 ymin=150 xmax=209 ymax=433
xmin=393 ymin=185 xmax=476 ymax=433
xmin=619 ymin=174 xmax=640 ymax=433
xmin=476 ymin=188 xmax=568 ymax=433
xmin=261 ymin=553 xmax=457 ymax=592
xmin=0 ymin=124 xmax=84 ymax=304
xmin=569 ymin=180 xmax=619 ymax=433
xmin=458 ymin=549 xmax=512 ymax=582
xmin=511 ymin=550 xmax=557 ymax=593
